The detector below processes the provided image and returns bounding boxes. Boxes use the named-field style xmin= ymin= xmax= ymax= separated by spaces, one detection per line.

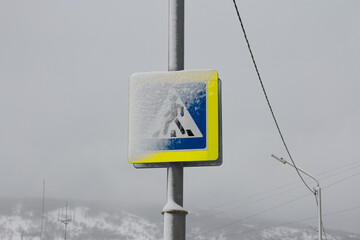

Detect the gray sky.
xmin=1 ymin=0 xmax=359 ymax=235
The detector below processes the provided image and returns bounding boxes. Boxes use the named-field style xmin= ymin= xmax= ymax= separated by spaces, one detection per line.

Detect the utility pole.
xmin=58 ymin=201 xmax=74 ymax=240
xmin=40 ymin=178 xmax=45 ymax=240
xmin=317 ymin=187 xmax=322 ymax=240
xmin=310 ymin=226 xmax=335 ymax=240
xmin=162 ymin=0 xmax=188 ymax=240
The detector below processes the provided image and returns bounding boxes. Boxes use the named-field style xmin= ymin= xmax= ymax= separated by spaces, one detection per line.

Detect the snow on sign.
xmin=151 ymin=88 xmax=203 ymax=139
xmin=128 ymin=70 xmax=222 ymax=167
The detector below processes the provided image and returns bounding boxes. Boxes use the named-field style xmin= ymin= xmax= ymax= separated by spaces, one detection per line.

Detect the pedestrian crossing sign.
xmin=128 ymin=70 xmax=222 ymax=167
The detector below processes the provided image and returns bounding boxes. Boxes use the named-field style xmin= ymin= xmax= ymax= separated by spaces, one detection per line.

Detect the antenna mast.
xmin=58 ymin=201 xmax=74 ymax=240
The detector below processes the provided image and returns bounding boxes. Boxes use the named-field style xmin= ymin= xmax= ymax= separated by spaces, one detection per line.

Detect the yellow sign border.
xmin=128 ymin=70 xmax=219 ymax=164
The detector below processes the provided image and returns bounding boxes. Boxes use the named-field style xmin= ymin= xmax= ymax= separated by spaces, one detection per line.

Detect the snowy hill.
xmin=0 ymin=198 xmax=358 ymax=240
xmin=0 ymin=198 xmax=161 ymax=240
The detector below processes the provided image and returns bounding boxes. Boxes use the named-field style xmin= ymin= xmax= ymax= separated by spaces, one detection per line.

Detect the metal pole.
xmin=163 ymin=164 xmax=187 ymax=239
xmin=317 ymin=187 xmax=322 ymax=240
xmin=272 ymin=155 xmax=322 ymax=240
xmin=40 ymin=178 xmax=45 ymax=240
xmin=168 ymin=0 xmax=184 ymax=71
xmin=310 ymin=225 xmax=335 ymax=240
xmin=163 ymin=0 xmax=187 ymax=240
xmin=64 ymin=201 xmax=68 ymax=240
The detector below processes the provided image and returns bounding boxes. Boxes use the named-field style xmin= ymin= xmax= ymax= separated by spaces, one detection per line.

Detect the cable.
xmin=190 ymin=177 xmax=299 ymax=214
xmin=188 ymin=192 xmax=310 ymax=238
xmin=189 ymin=170 xmax=360 ymax=238
xmin=189 ymin=183 xmax=304 ymax=223
xmin=231 ymin=0 xmax=315 ymax=194
xmin=323 ymin=171 xmax=360 ymax=189
xmin=315 ymin=160 xmax=360 ymax=177
xmin=323 ymin=225 xmax=328 ymax=240
xmin=189 ymin=162 xmax=360 ymax=224
xmin=320 ymin=163 xmax=360 ymax=183
xmin=221 ymin=206 xmax=360 ymax=238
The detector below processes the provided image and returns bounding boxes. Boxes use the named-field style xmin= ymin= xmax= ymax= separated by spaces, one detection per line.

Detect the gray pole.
xmin=272 ymin=155 xmax=322 ymax=240
xmin=317 ymin=187 xmax=322 ymax=240
xmin=163 ymin=165 xmax=187 ymax=239
xmin=64 ymin=201 xmax=68 ymax=240
xmin=168 ymin=0 xmax=184 ymax=71
xmin=162 ymin=0 xmax=187 ymax=240
xmin=40 ymin=178 xmax=45 ymax=240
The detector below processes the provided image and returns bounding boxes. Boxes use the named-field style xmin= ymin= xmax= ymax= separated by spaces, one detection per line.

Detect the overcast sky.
xmin=0 ymin=0 xmax=359 ymax=235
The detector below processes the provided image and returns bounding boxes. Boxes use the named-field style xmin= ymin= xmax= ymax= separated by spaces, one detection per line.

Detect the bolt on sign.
xmin=128 ymin=70 xmax=222 ymax=168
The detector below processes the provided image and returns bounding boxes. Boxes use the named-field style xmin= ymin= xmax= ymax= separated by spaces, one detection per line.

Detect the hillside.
xmin=0 ymin=198 xmax=358 ymax=240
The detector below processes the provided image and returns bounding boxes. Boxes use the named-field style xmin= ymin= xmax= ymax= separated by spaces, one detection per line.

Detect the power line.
xmin=222 ymin=206 xmax=360 ymax=238
xmin=190 ymin=178 xmax=299 ymax=213
xmin=232 ymin=0 xmax=315 ymax=195
xmin=188 ymin=192 xmax=310 ymax=238
xmin=320 ymin=162 xmax=360 ymax=182
xmin=189 ymin=161 xmax=360 ymax=223
xmin=189 ymin=184 xmax=304 ymax=223
xmin=229 ymin=2 xmax=358 ymax=239
xmin=189 ymin=170 xmax=360 ymax=238
xmin=323 ymin=171 xmax=360 ymax=189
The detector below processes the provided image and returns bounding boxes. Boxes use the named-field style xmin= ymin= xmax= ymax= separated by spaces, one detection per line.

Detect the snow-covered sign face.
xmin=128 ymin=70 xmax=222 ymax=167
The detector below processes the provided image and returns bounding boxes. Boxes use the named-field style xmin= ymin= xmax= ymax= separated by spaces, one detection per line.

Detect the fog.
xmin=0 ymin=0 xmax=359 ymax=235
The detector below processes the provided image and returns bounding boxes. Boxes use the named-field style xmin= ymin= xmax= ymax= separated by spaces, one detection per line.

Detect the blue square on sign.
xmin=145 ymin=82 xmax=207 ymax=151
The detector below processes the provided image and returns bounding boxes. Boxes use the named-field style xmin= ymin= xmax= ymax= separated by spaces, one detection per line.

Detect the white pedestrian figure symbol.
xmin=151 ymin=91 xmax=200 ymax=139
xmin=163 ymin=95 xmax=185 ymax=137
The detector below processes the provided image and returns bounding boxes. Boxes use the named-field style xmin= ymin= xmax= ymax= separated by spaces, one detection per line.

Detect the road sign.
xmin=128 ymin=70 xmax=222 ymax=167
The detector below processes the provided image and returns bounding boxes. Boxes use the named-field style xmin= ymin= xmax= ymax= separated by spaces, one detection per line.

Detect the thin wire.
xmin=190 ymin=170 xmax=360 ymax=238
xmin=323 ymin=171 xmax=360 ymax=189
xmin=189 ymin=185 xmax=302 ymax=223
xmin=221 ymin=206 xmax=360 ymax=238
xmin=191 ymin=160 xmax=360 ymax=214
xmin=189 ymin=163 xmax=360 ymax=224
xmin=190 ymin=177 xmax=299 ymax=215
xmin=188 ymin=192 xmax=310 ymax=238
xmin=232 ymin=0 xmax=315 ymax=195
xmin=323 ymin=225 xmax=328 ymax=240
